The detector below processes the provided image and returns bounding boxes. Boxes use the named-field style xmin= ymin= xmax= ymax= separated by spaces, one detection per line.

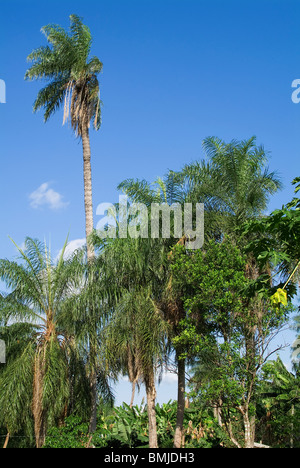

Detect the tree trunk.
xmin=213 ymin=398 xmax=223 ymax=427
xmin=228 ymin=423 xmax=242 ymax=449
xmin=290 ymin=405 xmax=295 ymax=448
xmin=82 ymin=127 xmax=95 ymax=262
xmin=130 ymin=381 xmax=136 ymax=408
xmin=82 ymin=127 xmax=98 ymax=433
xmin=174 ymin=351 xmax=186 ymax=448
xmin=33 ymin=352 xmax=47 ymax=448
xmin=243 ymin=411 xmax=255 ymax=448
xmin=3 ymin=433 xmax=10 ymax=449
xmin=145 ymin=371 xmax=158 ymax=448
xmin=88 ymin=370 xmax=98 ymax=433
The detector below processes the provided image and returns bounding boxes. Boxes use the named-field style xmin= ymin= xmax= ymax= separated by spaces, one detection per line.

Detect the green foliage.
xmin=171 ymin=238 xmax=249 ymax=335
xmin=256 ymin=357 xmax=300 ymax=448
xmin=43 ymin=401 xmax=224 ymax=449
xmin=98 ymin=403 xmax=149 ymax=448
xmin=243 ymin=177 xmax=300 ymax=302
xmin=43 ymin=416 xmax=90 ymax=449
xmin=170 ymin=236 xmax=294 ymax=447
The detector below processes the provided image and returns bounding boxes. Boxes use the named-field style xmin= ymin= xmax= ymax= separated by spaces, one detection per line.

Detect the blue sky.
xmin=0 ymin=0 xmax=300 ymax=405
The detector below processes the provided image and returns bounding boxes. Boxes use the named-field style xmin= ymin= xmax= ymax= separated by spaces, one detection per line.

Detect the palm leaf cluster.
xmin=25 ymin=14 xmax=102 ymax=135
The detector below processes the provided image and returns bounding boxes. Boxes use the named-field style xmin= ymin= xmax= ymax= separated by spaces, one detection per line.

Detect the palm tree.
xmin=25 ymin=14 xmax=102 ymax=261
xmin=94 ymin=236 xmax=169 ymax=448
xmin=116 ymin=177 xmax=189 ymax=448
xmin=261 ymin=357 xmax=300 ymax=447
xmin=25 ymin=16 xmax=103 ymax=432
xmin=0 ymin=237 xmax=95 ymax=447
xmin=174 ymin=136 xmax=281 ymax=234
xmin=60 ymin=252 xmax=115 ymax=434
xmin=0 ymin=321 xmax=38 ymax=447
xmin=107 ymin=288 xmax=167 ymax=448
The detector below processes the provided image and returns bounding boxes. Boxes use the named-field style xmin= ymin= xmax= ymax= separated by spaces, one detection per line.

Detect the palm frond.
xmin=25 ymin=14 xmax=103 ymax=136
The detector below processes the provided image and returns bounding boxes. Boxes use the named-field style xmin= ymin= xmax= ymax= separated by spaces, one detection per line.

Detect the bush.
xmin=43 ymin=400 xmax=225 ymax=448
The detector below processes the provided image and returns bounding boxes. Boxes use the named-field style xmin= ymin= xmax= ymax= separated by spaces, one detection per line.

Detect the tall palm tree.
xmin=116 ymin=177 xmax=189 ymax=448
xmin=25 ymin=15 xmax=103 ymax=432
xmin=0 ymin=237 xmax=98 ymax=447
xmin=25 ymin=14 xmax=102 ymax=261
xmin=94 ymin=236 xmax=169 ymax=448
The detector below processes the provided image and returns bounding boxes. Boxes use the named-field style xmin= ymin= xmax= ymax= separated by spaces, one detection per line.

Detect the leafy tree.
xmin=243 ymin=177 xmax=300 ymax=303
xmin=170 ymin=238 xmax=292 ymax=448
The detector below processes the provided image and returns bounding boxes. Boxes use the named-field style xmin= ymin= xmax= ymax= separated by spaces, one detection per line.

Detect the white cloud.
xmin=159 ymin=370 xmax=178 ymax=385
xmin=29 ymin=182 xmax=69 ymax=210
xmin=56 ymin=238 xmax=86 ymax=261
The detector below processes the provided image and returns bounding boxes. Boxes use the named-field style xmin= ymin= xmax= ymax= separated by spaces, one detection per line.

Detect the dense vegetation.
xmin=0 ymin=15 xmax=299 ymax=449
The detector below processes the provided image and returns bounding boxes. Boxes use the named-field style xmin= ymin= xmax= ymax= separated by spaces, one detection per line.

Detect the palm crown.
xmin=25 ymin=14 xmax=102 ymax=136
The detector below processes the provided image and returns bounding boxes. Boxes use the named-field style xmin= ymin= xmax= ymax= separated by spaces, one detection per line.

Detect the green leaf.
xmin=270 ymin=288 xmax=288 ymax=307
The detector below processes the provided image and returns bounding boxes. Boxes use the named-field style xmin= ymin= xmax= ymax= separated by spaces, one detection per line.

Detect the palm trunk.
xmin=89 ymin=370 xmax=98 ymax=433
xmin=82 ymin=127 xmax=98 ymax=433
xmin=174 ymin=350 xmax=186 ymax=448
xmin=3 ymin=433 xmax=10 ymax=449
xmin=82 ymin=127 xmax=95 ymax=262
xmin=130 ymin=381 xmax=136 ymax=408
xmin=145 ymin=370 xmax=158 ymax=448
xmin=33 ymin=352 xmax=47 ymax=448
xmin=88 ymin=327 xmax=98 ymax=434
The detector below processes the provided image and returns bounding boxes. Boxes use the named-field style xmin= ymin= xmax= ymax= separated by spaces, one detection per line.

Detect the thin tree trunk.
xmin=82 ymin=127 xmax=95 ymax=262
xmin=33 ymin=352 xmax=47 ymax=448
xmin=250 ymin=414 xmax=256 ymax=447
xmin=88 ymin=329 xmax=98 ymax=434
xmin=3 ymin=433 xmax=10 ymax=449
xmin=89 ymin=370 xmax=98 ymax=433
xmin=130 ymin=381 xmax=136 ymax=409
xmin=82 ymin=127 xmax=98 ymax=433
xmin=290 ymin=405 xmax=295 ymax=448
xmin=145 ymin=371 xmax=158 ymax=449
xmin=213 ymin=398 xmax=223 ymax=426
xmin=228 ymin=422 xmax=242 ymax=448
xmin=243 ymin=410 xmax=255 ymax=448
xmin=128 ymin=348 xmax=138 ymax=409
xmin=174 ymin=351 xmax=186 ymax=448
